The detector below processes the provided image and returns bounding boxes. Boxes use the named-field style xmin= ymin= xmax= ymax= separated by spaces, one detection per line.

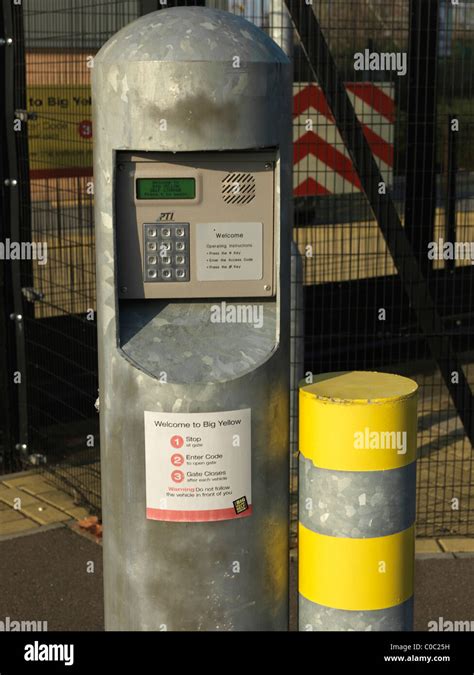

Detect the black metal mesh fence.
xmin=15 ymin=1 xmax=207 ymax=511
xmin=3 ymin=0 xmax=474 ymax=535
xmin=289 ymin=0 xmax=474 ymax=537
xmin=15 ymin=0 xmax=145 ymax=509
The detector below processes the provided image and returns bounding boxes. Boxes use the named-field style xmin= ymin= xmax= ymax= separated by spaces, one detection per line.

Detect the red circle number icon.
xmin=171 ymin=470 xmax=184 ymax=483
xmin=170 ymin=435 xmax=184 ymax=449
xmin=78 ymin=120 xmax=92 ymax=139
xmin=171 ymin=453 xmax=184 ymax=467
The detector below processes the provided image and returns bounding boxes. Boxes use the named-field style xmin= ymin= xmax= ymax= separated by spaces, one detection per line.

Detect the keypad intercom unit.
xmin=115 ymin=151 xmax=276 ymax=299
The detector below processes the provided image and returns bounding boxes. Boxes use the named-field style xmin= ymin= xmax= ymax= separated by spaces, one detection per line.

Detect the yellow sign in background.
xmin=27 ymin=84 xmax=93 ymax=173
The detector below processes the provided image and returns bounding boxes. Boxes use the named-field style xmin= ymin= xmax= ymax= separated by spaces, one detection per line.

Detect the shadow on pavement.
xmin=0 ymin=528 xmax=472 ymax=631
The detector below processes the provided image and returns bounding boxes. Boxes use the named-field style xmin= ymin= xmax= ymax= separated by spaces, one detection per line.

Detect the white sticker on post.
xmin=196 ymin=222 xmax=263 ymax=281
xmin=144 ymin=409 xmax=252 ymax=522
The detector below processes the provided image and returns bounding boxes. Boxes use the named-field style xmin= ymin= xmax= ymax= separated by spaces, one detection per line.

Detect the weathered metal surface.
xmin=93 ymin=6 xmax=291 ymax=630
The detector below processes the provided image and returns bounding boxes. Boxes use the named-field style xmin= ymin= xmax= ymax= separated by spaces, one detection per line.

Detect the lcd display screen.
xmin=136 ymin=178 xmax=196 ymax=200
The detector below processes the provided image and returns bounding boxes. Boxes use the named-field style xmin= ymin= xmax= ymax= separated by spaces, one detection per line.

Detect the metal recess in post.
xmin=92 ymin=7 xmax=292 ymax=631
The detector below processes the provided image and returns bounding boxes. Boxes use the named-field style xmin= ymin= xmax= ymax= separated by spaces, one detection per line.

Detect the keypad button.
xmin=143 ymin=223 xmax=189 ymax=283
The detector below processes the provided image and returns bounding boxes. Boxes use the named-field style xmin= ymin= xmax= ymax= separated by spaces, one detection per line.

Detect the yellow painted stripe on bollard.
xmin=300 ymin=372 xmax=418 ymax=471
xmin=299 ymin=522 xmax=415 ymax=611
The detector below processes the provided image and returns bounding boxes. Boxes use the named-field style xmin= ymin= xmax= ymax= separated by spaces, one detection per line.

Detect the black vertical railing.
xmin=404 ymin=0 xmax=440 ymax=275
xmin=0 ymin=2 xmax=18 ymax=472
xmin=0 ymin=0 xmax=30 ymax=469
xmin=444 ymin=114 xmax=458 ymax=273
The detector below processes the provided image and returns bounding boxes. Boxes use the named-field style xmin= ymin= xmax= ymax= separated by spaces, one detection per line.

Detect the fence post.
xmin=444 ymin=114 xmax=458 ymax=273
xmin=0 ymin=0 xmax=29 ymax=467
xmin=0 ymin=1 xmax=17 ymax=471
xmin=404 ymin=0 xmax=440 ymax=275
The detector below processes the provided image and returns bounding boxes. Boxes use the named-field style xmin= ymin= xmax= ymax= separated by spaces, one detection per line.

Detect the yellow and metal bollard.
xmin=298 ymin=371 xmax=418 ymax=631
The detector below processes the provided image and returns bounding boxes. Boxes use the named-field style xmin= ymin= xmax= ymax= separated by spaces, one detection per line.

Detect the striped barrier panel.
xmin=293 ymin=83 xmax=395 ymax=196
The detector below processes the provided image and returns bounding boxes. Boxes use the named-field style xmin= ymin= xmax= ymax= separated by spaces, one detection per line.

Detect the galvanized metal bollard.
xmin=298 ymin=371 xmax=418 ymax=631
xmin=92 ymin=6 xmax=292 ymax=631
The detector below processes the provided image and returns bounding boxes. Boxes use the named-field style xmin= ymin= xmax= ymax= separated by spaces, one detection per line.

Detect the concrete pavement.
xmin=0 ymin=527 xmax=472 ymax=631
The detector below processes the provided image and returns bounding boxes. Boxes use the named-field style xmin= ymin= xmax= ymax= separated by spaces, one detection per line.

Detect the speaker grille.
xmin=221 ymin=173 xmax=256 ymax=204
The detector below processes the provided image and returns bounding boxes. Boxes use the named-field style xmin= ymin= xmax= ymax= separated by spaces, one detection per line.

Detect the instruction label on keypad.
xmin=196 ymin=222 xmax=263 ymax=281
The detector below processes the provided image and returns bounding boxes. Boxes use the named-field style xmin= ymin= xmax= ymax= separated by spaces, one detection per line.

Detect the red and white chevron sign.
xmin=293 ymin=83 xmax=395 ymax=196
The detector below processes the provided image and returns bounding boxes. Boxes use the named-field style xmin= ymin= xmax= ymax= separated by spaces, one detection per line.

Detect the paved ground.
xmin=0 ymin=528 xmax=103 ymax=631
xmin=0 ymin=527 xmax=472 ymax=631
xmin=0 ymin=472 xmax=91 ymax=536
xmin=415 ymin=556 xmax=474 ymax=630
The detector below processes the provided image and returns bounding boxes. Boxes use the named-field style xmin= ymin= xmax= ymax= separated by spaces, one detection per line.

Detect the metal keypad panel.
xmin=143 ymin=222 xmax=190 ymax=282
